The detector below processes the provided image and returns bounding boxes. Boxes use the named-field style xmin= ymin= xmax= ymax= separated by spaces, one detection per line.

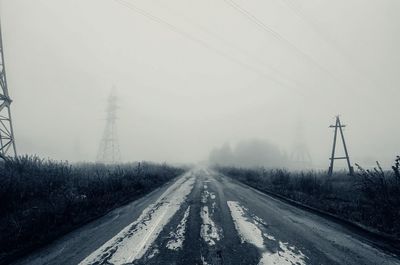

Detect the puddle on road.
xmin=227 ymin=201 xmax=307 ymax=265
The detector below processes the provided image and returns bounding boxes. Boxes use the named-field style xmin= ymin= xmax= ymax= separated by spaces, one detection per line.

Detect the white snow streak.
xmin=262 ymin=241 xmax=306 ymax=265
xmin=201 ymin=190 xmax=216 ymax=204
xmin=79 ymin=174 xmax=195 ymax=265
xmin=147 ymin=248 xmax=159 ymax=259
xmin=166 ymin=206 xmax=191 ymax=251
xmin=228 ymin=201 xmax=264 ymax=248
xmin=201 ymin=255 xmax=210 ymax=265
xmin=227 ymin=201 xmax=306 ymax=265
xmin=200 ymin=180 xmax=221 ymax=246
xmin=200 ymin=206 xmax=221 ymax=246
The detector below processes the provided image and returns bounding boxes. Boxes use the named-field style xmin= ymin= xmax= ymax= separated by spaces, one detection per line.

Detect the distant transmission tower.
xmin=96 ymin=89 xmax=121 ymax=164
xmin=328 ymin=116 xmax=353 ymax=176
xmin=0 ymin=20 xmax=17 ymax=159
xmin=290 ymin=121 xmax=312 ymax=169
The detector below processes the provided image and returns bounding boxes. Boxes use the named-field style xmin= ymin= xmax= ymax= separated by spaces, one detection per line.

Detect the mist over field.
xmin=1 ymin=0 xmax=399 ymax=168
xmin=209 ymin=139 xmax=289 ymax=168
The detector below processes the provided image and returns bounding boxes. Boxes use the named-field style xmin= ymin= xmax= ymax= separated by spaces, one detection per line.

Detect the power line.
xmin=279 ymin=0 xmax=380 ymax=90
xmin=222 ymin=0 xmax=345 ymax=88
xmin=114 ymin=0 xmax=309 ymax=98
xmin=151 ymin=0 xmax=309 ymax=94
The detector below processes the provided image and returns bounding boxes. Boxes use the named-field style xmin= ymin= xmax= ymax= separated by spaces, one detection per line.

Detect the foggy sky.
xmin=1 ymin=0 xmax=399 ymax=168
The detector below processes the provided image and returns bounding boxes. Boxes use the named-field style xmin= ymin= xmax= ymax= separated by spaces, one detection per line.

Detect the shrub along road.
xmin=0 ymin=157 xmax=184 ymax=264
xmin=14 ymin=168 xmax=400 ymax=265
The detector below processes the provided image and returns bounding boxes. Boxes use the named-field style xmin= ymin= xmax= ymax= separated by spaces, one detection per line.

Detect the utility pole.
xmin=96 ymin=88 xmax=121 ymax=164
xmin=0 ymin=18 xmax=17 ymax=159
xmin=328 ymin=116 xmax=353 ymax=176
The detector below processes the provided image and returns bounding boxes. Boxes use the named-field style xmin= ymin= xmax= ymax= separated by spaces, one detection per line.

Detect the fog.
xmin=210 ymin=139 xmax=289 ymax=168
xmin=1 ymin=0 xmax=399 ymax=168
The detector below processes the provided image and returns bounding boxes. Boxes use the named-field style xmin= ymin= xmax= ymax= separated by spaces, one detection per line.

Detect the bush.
xmin=215 ymin=156 xmax=400 ymax=239
xmin=355 ymin=158 xmax=400 ymax=234
xmin=0 ymin=156 xmax=185 ymax=264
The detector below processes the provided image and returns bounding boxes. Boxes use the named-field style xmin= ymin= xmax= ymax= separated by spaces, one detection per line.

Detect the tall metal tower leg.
xmin=0 ymin=20 xmax=17 ymax=159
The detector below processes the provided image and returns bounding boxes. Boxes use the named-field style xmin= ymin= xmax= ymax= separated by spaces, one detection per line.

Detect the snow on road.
xmin=15 ymin=169 xmax=400 ymax=265
xmin=227 ymin=201 xmax=307 ymax=265
xmin=227 ymin=201 xmax=264 ymax=248
xmin=201 ymin=255 xmax=211 ymax=265
xmin=200 ymin=206 xmax=221 ymax=246
xmin=201 ymin=189 xmax=216 ymax=204
xmin=166 ymin=206 xmax=191 ymax=251
xmin=78 ymin=174 xmax=195 ymax=265
xmin=200 ymin=181 xmax=222 ymax=246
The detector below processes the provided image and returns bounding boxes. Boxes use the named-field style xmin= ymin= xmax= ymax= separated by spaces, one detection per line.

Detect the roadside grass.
xmin=215 ymin=156 xmax=400 ymax=240
xmin=0 ymin=155 xmax=185 ymax=264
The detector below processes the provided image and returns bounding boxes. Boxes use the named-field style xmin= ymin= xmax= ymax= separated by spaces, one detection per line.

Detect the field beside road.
xmin=0 ymin=156 xmax=185 ymax=265
xmin=215 ymin=158 xmax=400 ymax=241
xmin=13 ymin=168 xmax=400 ymax=265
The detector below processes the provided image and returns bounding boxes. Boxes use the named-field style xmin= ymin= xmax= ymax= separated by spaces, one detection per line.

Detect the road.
xmin=14 ymin=168 xmax=400 ymax=265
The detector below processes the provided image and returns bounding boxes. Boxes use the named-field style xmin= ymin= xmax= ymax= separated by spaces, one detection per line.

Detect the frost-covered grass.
xmin=0 ymin=155 xmax=185 ymax=264
xmin=216 ymin=156 xmax=400 ymax=240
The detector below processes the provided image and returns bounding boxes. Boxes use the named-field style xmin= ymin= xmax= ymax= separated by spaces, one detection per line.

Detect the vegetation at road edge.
xmin=0 ymin=155 xmax=185 ymax=264
xmin=215 ymin=156 xmax=400 ymax=240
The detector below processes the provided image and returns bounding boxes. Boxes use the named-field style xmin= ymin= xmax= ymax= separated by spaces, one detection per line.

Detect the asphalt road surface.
xmin=14 ymin=168 xmax=400 ymax=265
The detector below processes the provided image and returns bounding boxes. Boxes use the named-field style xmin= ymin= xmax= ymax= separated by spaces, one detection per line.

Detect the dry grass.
xmin=0 ymin=155 xmax=185 ymax=264
xmin=215 ymin=156 xmax=400 ymax=239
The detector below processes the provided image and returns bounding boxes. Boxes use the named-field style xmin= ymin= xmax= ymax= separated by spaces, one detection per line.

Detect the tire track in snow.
xmin=227 ymin=201 xmax=307 ymax=265
xmin=78 ymin=174 xmax=195 ymax=265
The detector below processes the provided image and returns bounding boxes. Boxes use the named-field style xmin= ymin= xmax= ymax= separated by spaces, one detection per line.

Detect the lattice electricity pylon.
xmin=290 ymin=121 xmax=312 ymax=168
xmin=0 ymin=20 xmax=17 ymax=159
xmin=328 ymin=116 xmax=353 ymax=176
xmin=96 ymin=89 xmax=121 ymax=164
xmin=291 ymin=142 xmax=312 ymax=168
